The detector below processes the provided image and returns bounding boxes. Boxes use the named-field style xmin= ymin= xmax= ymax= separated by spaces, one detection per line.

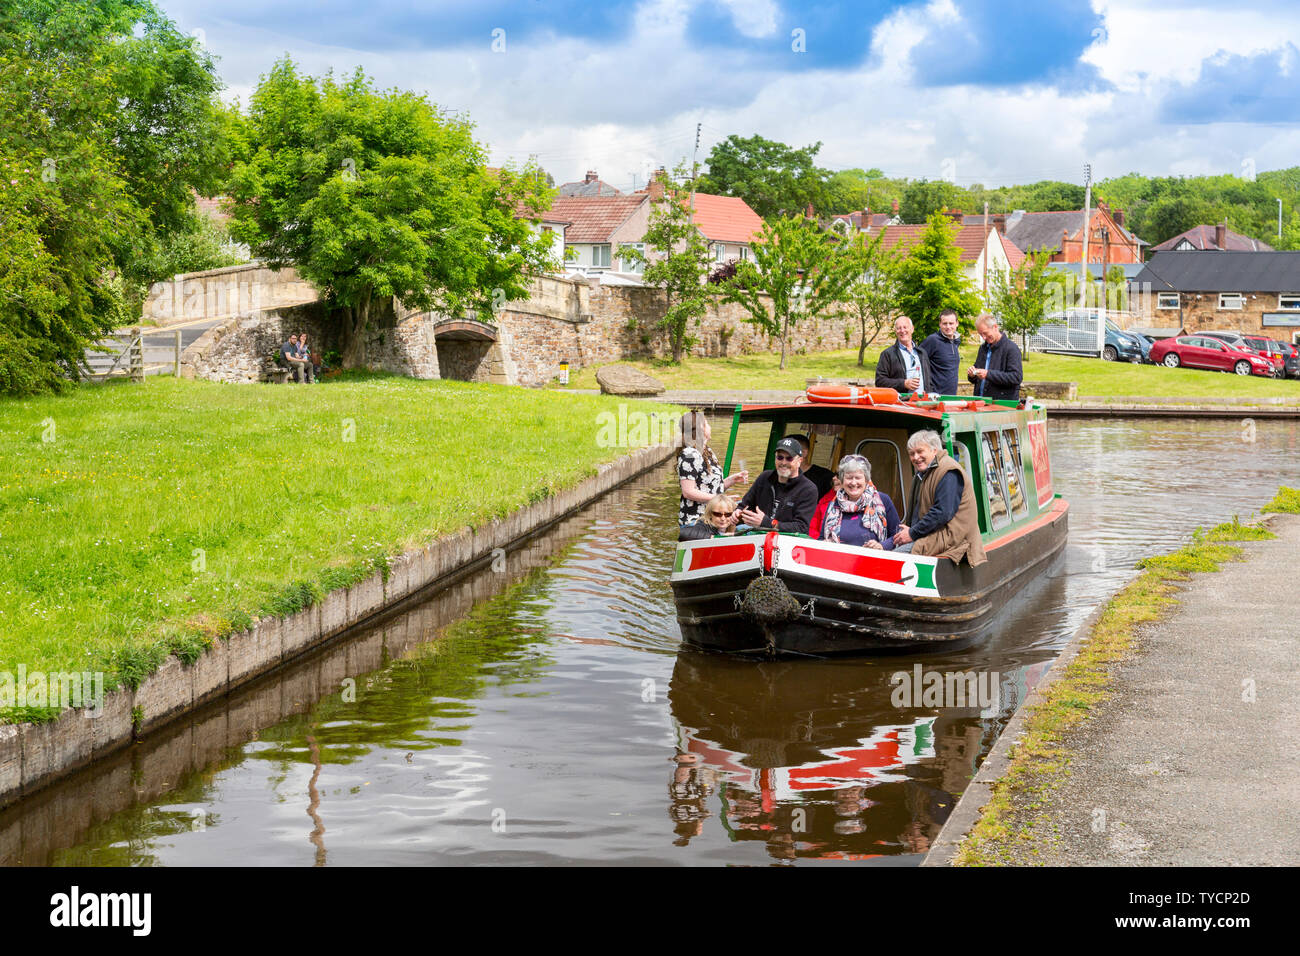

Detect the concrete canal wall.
xmin=0 ymin=441 xmax=678 ymax=812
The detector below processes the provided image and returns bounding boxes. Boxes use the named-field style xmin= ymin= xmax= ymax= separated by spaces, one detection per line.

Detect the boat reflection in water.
xmin=666 ymin=649 xmax=1016 ymax=863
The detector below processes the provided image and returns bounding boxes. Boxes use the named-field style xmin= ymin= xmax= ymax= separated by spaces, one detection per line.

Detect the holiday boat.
xmin=670 ymin=385 xmax=1068 ymax=656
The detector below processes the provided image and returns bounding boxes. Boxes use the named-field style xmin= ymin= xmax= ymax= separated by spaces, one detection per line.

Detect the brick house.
xmin=980 ymin=202 xmax=1144 ymax=265
xmin=1133 ymin=251 xmax=1300 ymax=344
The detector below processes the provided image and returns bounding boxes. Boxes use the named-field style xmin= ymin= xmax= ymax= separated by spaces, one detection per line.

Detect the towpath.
xmin=931 ymin=513 xmax=1300 ymax=866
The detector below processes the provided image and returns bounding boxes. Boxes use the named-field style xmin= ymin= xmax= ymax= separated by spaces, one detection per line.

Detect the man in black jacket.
xmin=918 ymin=309 xmax=962 ymax=395
xmin=736 ymin=437 xmax=818 ymax=535
xmin=875 ymin=316 xmax=933 ymax=395
xmin=967 ymin=315 xmax=1023 ymax=401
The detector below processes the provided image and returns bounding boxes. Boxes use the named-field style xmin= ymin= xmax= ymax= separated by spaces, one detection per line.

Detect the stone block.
xmin=281 ymin=605 xmax=321 ymax=662
xmin=347 ymin=573 xmax=385 ymax=626
xmin=189 ymin=639 xmax=230 ymax=707
xmin=133 ymin=658 xmax=194 ymax=735
xmin=319 ymin=588 xmax=348 ymax=637
xmin=0 ymin=725 xmax=21 ymax=807
xmin=89 ymin=688 xmax=133 ymax=760
xmin=385 ymin=552 xmax=417 ymax=604
xmin=227 ymin=617 xmax=283 ymax=686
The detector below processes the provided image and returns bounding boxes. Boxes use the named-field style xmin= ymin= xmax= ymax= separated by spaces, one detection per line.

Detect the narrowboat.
xmin=670 ymin=386 xmax=1068 ymax=656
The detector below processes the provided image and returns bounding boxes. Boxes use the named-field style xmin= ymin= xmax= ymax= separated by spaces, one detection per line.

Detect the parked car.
xmin=1242 ymin=335 xmax=1288 ymax=378
xmin=1199 ymin=330 xmax=1251 ymax=350
xmin=1103 ymin=320 xmax=1149 ymax=363
xmin=1149 ymin=335 xmax=1275 ymax=376
xmin=1273 ymin=340 xmax=1300 ymax=379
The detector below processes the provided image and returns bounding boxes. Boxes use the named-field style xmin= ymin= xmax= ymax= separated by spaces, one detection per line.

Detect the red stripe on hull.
xmin=688 ymin=541 xmax=757 ymax=570
xmin=788 ymin=545 xmax=905 ymax=584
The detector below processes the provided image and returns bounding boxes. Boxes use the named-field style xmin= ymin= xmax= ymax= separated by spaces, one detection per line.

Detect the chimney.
xmin=1114 ymin=208 xmax=1125 ymax=228
xmin=584 ymin=170 xmax=598 ymax=183
xmin=891 ymin=199 xmax=899 ymax=213
xmin=1215 ymin=222 xmax=1226 ymax=250
xmin=648 ymin=176 xmax=664 ymax=201
xmin=806 ymin=202 xmax=815 ymax=219
xmin=992 ymin=214 xmax=1007 ymax=235
xmin=942 ymin=209 xmax=963 ymax=222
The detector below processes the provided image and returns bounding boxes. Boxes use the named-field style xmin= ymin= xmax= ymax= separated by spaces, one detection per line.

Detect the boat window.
xmin=980 ymin=430 xmax=1011 ymax=530
xmin=1000 ymin=428 xmax=1029 ymax=517
xmin=854 ymin=438 xmax=906 ymax=521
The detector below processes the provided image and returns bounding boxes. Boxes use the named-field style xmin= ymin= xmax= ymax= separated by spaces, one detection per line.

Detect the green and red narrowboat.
xmin=670 ymin=387 xmax=1068 ymax=656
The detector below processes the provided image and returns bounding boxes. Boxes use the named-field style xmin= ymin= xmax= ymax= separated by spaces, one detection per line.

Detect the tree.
xmin=899 ymin=179 xmax=964 ymax=223
xmin=988 ymin=249 xmax=1054 ymax=344
xmin=892 ymin=214 xmax=983 ymax=339
xmin=228 ymin=60 xmax=556 ymax=367
xmin=697 ymin=134 xmax=830 ymax=218
xmin=619 ymin=166 xmax=713 ymax=362
xmin=837 ymin=232 xmax=902 ymax=366
xmin=0 ymin=0 xmax=225 ymax=393
xmin=722 ymin=215 xmax=857 ymax=371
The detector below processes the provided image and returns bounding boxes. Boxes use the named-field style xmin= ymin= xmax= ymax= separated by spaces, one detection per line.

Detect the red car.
xmin=1149 ymin=335 xmax=1275 ymax=376
xmin=1242 ymin=335 xmax=1287 ymax=377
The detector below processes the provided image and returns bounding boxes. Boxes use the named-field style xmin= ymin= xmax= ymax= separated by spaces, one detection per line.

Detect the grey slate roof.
xmin=1134 ymin=251 xmax=1300 ymax=292
xmin=1004 ymin=209 xmax=1146 ymax=251
xmin=558 ymin=179 xmax=623 ymax=197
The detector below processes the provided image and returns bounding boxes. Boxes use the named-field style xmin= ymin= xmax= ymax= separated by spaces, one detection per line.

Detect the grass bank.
xmin=953 ymin=513 xmax=1280 ymax=866
xmin=559 ymin=348 xmax=1300 ymax=402
xmin=0 ymin=374 xmax=680 ymax=722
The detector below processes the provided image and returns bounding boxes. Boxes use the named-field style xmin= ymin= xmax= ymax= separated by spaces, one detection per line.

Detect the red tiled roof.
xmin=998 ymin=231 xmax=1026 ymax=269
xmin=1152 ymin=224 xmax=1274 ymax=252
xmin=875 ymin=221 xmax=994 ymax=263
xmin=547 ymin=195 xmax=648 ymax=243
xmin=689 ymin=193 xmax=764 ymax=244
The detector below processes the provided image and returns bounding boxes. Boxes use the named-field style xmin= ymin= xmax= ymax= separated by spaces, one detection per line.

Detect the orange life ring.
xmin=805 ymin=384 xmax=900 ymax=406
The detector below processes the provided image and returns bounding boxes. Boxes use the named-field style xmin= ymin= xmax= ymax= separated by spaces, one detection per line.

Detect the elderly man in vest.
xmin=892 ymin=430 xmax=987 ymax=566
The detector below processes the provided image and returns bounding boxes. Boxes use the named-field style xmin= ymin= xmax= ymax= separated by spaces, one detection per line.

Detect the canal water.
xmin=3 ymin=417 xmax=1297 ymax=866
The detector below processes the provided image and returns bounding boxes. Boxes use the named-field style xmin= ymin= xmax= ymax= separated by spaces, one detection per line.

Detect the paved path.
xmin=938 ymin=514 xmax=1300 ymax=866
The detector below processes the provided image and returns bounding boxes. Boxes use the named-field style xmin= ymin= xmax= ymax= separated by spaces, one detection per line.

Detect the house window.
xmin=620 ymin=243 xmax=644 ymax=274
xmin=739 ymin=246 xmax=750 ymax=261
xmin=592 ymin=244 xmax=611 ymax=268
xmin=1157 ymin=292 xmax=1179 ymax=310
xmin=1218 ymin=293 xmax=1244 ymax=310
xmin=1279 ymin=294 xmax=1300 ymax=310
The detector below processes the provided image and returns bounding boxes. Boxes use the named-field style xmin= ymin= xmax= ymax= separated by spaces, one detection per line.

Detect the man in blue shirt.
xmin=967 ymin=315 xmax=1023 ymax=401
xmin=918 ymin=309 xmax=962 ymax=395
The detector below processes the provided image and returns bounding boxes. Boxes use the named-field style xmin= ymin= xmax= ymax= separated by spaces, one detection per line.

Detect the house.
xmin=557 ymin=170 xmax=623 ymax=197
xmin=829 ymin=203 xmax=902 ymax=233
xmin=544 ymin=178 xmax=765 ymax=278
xmin=984 ymin=202 xmax=1144 ymax=264
xmin=871 ymin=218 xmax=1025 ymax=301
xmin=1150 ymin=223 xmax=1274 ymax=252
xmin=1133 ymin=251 xmax=1300 ymax=343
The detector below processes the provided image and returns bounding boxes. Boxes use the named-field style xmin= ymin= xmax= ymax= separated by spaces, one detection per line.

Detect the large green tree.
xmin=723 ymin=215 xmax=857 ymax=370
xmin=899 ymin=179 xmax=964 ymax=224
xmin=619 ymin=166 xmax=712 ymax=363
xmin=892 ymin=214 xmax=982 ymax=339
xmin=228 ymin=60 xmax=556 ymax=367
xmin=698 ymin=134 xmax=830 ymax=218
xmin=0 ymin=0 xmax=226 ymax=394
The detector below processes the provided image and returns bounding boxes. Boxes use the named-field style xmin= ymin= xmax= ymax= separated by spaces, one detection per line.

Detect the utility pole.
xmin=982 ymin=200 xmax=990 ymax=298
xmin=689 ymin=121 xmax=702 ymax=227
xmin=1080 ymin=163 xmax=1092 ymax=309
xmin=1279 ymin=198 xmax=1284 ymax=240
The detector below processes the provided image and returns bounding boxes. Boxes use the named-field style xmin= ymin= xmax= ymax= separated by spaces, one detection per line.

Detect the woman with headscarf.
xmin=818 ymin=454 xmax=899 ymax=550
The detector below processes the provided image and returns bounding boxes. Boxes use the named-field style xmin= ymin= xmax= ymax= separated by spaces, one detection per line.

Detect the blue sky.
xmin=161 ymin=0 xmax=1300 ymax=192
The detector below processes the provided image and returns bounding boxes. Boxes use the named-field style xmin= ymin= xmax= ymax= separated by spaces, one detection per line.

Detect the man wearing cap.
xmin=735 ymin=436 xmax=819 ymax=535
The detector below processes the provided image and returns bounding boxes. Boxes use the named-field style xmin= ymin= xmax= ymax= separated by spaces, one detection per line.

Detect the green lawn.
xmin=559 ymin=347 xmax=1300 ymax=402
xmin=0 ymin=375 xmax=680 ymax=719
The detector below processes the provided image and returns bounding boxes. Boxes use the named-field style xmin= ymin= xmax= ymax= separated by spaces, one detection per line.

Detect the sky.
xmin=159 ymin=0 xmax=1300 ymax=195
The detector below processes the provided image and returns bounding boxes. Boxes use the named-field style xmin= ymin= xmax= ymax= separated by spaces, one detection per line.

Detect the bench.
xmin=264 ymin=363 xmax=292 ymax=384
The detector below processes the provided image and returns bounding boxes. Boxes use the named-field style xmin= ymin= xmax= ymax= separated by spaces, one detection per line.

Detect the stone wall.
xmin=144 ymin=263 xmax=317 ymax=325
xmin=494 ymin=273 xmax=856 ymax=386
xmin=181 ymin=300 xmax=441 ymax=383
